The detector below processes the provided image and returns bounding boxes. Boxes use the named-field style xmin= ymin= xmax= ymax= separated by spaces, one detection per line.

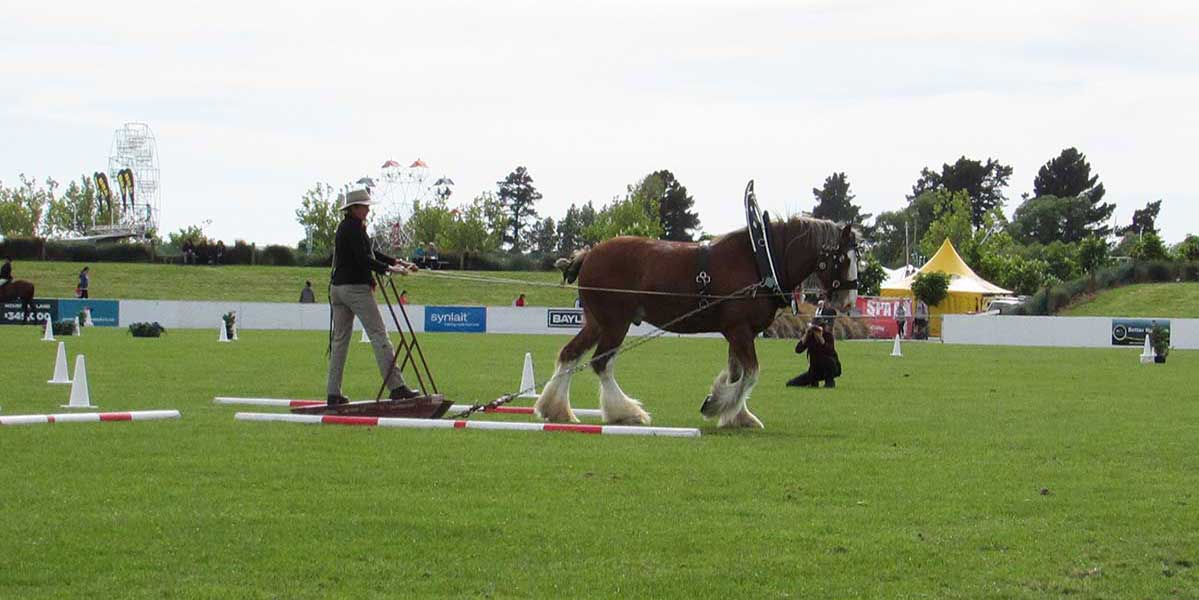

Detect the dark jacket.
xmin=795 ymin=327 xmax=841 ymax=377
xmin=331 ymin=216 xmax=395 ymax=286
xmin=0 ymin=262 xmax=11 ymax=281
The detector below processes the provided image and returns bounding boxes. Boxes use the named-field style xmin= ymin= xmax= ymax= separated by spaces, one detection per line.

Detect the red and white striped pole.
xmin=213 ymin=397 xmax=603 ymax=418
xmin=0 ymin=410 xmax=181 ymax=426
xmin=234 ymin=412 xmax=700 ymax=438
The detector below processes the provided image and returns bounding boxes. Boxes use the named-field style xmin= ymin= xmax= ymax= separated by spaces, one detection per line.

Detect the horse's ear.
xmin=840 ymin=223 xmax=854 ymax=242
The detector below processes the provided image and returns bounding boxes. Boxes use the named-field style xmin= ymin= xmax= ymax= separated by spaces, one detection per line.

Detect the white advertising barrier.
xmin=119 ymin=300 xmax=424 ymax=333
xmin=942 ymin=314 xmax=1199 ymax=349
xmin=117 ymin=301 xmax=722 ymax=338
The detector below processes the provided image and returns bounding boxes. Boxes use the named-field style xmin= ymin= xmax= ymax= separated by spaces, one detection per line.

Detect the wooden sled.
xmin=290 ymin=394 xmax=453 ymax=419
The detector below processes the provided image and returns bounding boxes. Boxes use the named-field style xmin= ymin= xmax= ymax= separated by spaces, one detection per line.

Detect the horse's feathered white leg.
xmin=719 ymin=369 xmax=763 ymax=429
xmin=534 ymin=359 xmax=580 ymax=423
xmin=598 ymin=362 xmax=651 ymax=425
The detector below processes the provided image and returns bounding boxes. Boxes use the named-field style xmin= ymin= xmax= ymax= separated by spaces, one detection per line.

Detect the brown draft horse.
xmin=536 ymin=217 xmax=859 ymax=429
xmin=0 ymin=280 xmax=37 ymax=322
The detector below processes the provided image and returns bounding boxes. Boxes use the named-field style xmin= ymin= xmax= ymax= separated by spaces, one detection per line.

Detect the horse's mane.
xmin=713 ymin=216 xmax=844 ymax=249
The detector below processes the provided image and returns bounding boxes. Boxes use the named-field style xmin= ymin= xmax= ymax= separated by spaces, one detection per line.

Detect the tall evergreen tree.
xmin=908 ymin=156 xmax=1012 ymax=229
xmin=556 ymin=204 xmax=584 ymax=253
xmin=531 ymin=216 xmax=558 ymax=254
xmin=649 ymin=169 xmax=700 ymax=241
xmin=1032 ymin=147 xmax=1113 ymax=239
xmin=812 ymin=172 xmax=870 ymax=225
xmin=496 ymin=166 xmax=541 ymax=252
xmin=1118 ymin=200 xmax=1162 ymax=237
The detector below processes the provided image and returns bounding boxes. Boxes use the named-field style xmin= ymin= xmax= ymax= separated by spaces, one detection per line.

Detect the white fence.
xmin=116 ymin=299 xmax=1195 ymax=348
xmin=942 ymin=314 xmax=1199 ymax=349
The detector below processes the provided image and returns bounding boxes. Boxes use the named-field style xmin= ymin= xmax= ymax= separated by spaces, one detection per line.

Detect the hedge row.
xmin=1018 ymin=260 xmax=1199 ymax=315
xmin=0 ymin=237 xmax=561 ymax=271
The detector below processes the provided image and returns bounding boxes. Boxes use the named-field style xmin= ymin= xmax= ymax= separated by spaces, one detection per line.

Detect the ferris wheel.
xmin=373 ymin=158 xmax=454 ymax=252
xmin=103 ymin=122 xmax=161 ymax=236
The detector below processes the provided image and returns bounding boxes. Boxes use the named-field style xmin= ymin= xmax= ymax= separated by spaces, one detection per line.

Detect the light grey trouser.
xmin=327 ymin=284 xmax=406 ymax=396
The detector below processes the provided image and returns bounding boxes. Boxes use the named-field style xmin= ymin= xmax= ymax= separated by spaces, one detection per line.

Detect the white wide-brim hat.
xmin=338 ymin=189 xmax=374 ymax=211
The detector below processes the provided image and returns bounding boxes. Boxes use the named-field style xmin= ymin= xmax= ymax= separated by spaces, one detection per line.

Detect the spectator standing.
xmin=182 ymin=240 xmax=195 ymax=265
xmin=513 ymin=293 xmax=526 ymax=307
xmin=815 ymin=299 xmax=837 ymax=328
xmin=914 ymin=300 xmax=929 ymax=340
xmin=0 ymin=256 xmax=12 ymax=288
xmin=399 ymin=290 xmax=409 ymax=305
xmin=77 ymin=267 xmax=90 ymax=299
xmin=895 ymin=301 xmax=907 ymax=337
xmin=299 ymin=280 xmax=316 ymax=303
xmin=215 ymin=241 xmax=226 ymax=265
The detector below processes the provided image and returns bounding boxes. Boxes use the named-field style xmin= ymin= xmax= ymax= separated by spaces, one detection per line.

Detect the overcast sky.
xmin=3 ymin=1 xmax=1197 ymax=246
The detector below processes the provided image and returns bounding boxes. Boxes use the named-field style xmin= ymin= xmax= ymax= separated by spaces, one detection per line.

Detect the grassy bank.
xmin=1060 ymin=282 xmax=1199 ymax=318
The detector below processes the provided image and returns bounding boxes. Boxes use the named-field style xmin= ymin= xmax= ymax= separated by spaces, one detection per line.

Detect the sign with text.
xmin=547 ymin=308 xmax=584 ymax=328
xmin=58 ymin=299 xmax=120 ymax=327
xmin=855 ymin=296 xmax=914 ymax=339
xmin=424 ymin=306 xmax=486 ymax=333
xmin=0 ymin=299 xmax=56 ymax=325
xmin=1111 ymin=318 xmax=1170 ymax=346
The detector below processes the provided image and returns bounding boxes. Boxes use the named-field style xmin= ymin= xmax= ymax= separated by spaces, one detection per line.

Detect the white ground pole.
xmin=212 ymin=397 xmax=604 ymax=418
xmin=235 ymin=412 xmax=701 ymax=438
xmin=0 ymin=410 xmax=181 ymax=426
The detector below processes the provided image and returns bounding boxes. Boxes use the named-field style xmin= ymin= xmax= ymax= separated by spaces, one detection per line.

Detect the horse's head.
xmin=814 ymin=223 xmax=859 ymax=311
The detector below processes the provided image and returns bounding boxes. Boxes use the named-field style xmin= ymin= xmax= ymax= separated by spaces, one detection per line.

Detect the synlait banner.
xmin=1111 ymin=318 xmax=1170 ymax=346
xmin=424 ymin=306 xmax=486 ymax=333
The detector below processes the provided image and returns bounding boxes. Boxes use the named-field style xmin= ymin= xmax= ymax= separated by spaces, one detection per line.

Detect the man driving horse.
xmin=326 ymin=188 xmax=423 ymax=407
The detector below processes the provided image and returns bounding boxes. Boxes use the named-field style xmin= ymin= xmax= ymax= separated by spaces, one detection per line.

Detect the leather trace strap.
xmin=696 ymin=244 xmax=712 ymax=308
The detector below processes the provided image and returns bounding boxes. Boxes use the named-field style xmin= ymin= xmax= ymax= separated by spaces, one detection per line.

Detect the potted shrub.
xmin=222 ymin=311 xmax=237 ymax=339
xmin=129 ymin=322 xmax=166 ymax=338
xmin=1151 ymin=322 xmax=1170 ymax=364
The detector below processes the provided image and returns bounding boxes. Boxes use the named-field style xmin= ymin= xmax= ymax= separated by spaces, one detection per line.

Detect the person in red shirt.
xmin=786 ymin=322 xmax=842 ymax=388
xmin=513 ymin=293 xmax=526 ymax=307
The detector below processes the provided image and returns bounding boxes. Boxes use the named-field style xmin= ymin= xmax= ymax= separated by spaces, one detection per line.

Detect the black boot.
xmin=824 ymin=379 xmax=836 ymax=388
xmin=326 ymin=394 xmax=350 ymax=407
xmin=389 ymin=385 xmax=422 ymax=401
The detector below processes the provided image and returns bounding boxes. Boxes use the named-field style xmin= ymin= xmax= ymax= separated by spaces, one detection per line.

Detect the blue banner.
xmin=424 ymin=306 xmax=486 ymax=333
xmin=1111 ymin=318 xmax=1170 ymax=346
xmin=58 ymin=299 xmax=120 ymax=327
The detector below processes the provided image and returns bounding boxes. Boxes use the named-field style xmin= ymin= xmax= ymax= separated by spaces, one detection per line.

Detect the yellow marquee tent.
xmin=881 ymin=239 xmax=1011 ymax=336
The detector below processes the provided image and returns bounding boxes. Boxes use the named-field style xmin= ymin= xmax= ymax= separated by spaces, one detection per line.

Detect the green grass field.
xmin=1062 ymin=283 xmax=1199 ymax=318
xmin=1 ymin=327 xmax=1196 ymax=598
xmin=12 ymin=261 xmax=577 ymax=306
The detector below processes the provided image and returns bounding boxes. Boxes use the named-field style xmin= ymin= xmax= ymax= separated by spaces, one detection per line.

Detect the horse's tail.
xmin=555 ymin=249 xmax=589 ymax=284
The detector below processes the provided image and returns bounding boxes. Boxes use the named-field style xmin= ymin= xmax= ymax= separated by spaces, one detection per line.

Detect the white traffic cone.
xmin=48 ymin=341 xmax=71 ymax=384
xmin=1139 ymin=334 xmax=1153 ymax=364
xmin=62 ymin=355 xmax=96 ymax=408
xmin=73 ymin=317 xmax=81 ymax=336
xmin=218 ymin=320 xmax=230 ymax=343
xmin=517 ymin=352 xmax=538 ymax=398
xmin=83 ymin=307 xmax=94 ymax=327
xmin=42 ymin=316 xmax=55 ymax=342
xmin=890 ymin=334 xmax=903 ymax=357
xmin=360 ymin=321 xmax=370 ymax=343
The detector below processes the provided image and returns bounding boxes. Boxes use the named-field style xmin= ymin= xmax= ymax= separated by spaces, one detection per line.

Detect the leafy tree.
xmin=1008 ymin=195 xmax=1098 ymax=245
xmin=583 ymin=180 xmax=664 ymax=242
xmin=1174 ymin=234 xmax=1199 ymax=261
xmin=167 ymin=222 xmax=211 ymax=249
xmin=496 ymin=166 xmax=541 ymax=252
xmin=294 ymin=182 xmax=339 ymax=255
xmin=43 ymin=175 xmax=114 ymax=238
xmin=556 ymin=204 xmax=584 ymax=254
xmin=1032 ymin=147 xmax=1113 ymax=238
xmin=868 ymin=209 xmax=912 ymax=268
xmin=578 ymin=201 xmax=599 ymax=244
xmin=1118 ymin=199 xmax=1162 ymax=237
xmin=1001 ymin=256 xmax=1050 ymax=295
xmin=1130 ymin=232 xmax=1168 ymax=261
xmin=918 ymin=190 xmax=975 ymax=261
xmin=909 ymin=156 xmax=1012 ymax=229
xmin=530 ymin=216 xmax=559 ymax=254
xmin=651 ymin=170 xmax=700 ymax=241
xmin=0 ymin=174 xmax=56 ymax=237
xmin=476 ymin=191 xmax=509 ymax=250
xmin=812 ymin=172 xmax=871 ymax=225
xmin=1077 ymin=235 xmax=1111 ymax=274
xmin=911 ymin=271 xmax=951 ymax=308
xmin=406 ymin=197 xmax=455 ymax=248
xmin=442 ymin=197 xmax=494 ymax=269
xmin=857 ymin=252 xmax=886 ymax=296
xmin=1040 ymin=241 xmax=1080 ymax=282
